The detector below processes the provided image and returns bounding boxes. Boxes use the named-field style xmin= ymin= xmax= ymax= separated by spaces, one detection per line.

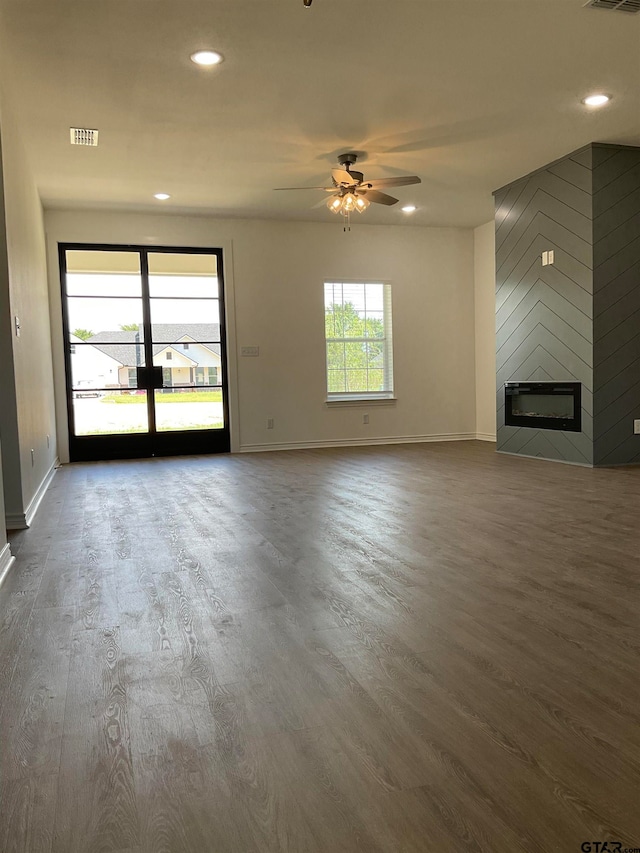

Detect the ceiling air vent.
xmin=70 ymin=127 xmax=99 ymax=146
xmin=585 ymin=0 xmax=640 ymax=12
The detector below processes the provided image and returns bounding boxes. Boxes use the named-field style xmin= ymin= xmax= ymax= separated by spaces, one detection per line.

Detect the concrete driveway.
xmin=73 ymin=398 xmax=224 ymax=434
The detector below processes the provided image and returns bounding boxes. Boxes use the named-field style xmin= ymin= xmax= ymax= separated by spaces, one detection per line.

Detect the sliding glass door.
xmin=60 ymin=245 xmax=230 ymax=461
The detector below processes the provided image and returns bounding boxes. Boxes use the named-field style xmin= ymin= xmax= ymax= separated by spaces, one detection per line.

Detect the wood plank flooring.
xmin=1 ymin=440 xmax=640 ymax=852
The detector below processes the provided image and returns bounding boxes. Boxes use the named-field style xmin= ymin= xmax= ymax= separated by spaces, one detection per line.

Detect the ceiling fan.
xmin=274 ymin=153 xmax=421 ymax=228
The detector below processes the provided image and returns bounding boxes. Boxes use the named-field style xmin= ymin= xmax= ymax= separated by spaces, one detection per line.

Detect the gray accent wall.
xmin=495 ymin=146 xmax=594 ymax=465
xmin=494 ymin=143 xmax=640 ymax=467
xmin=593 ymin=146 xmax=640 ymax=465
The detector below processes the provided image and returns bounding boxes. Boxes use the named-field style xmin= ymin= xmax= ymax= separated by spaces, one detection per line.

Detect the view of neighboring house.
xmin=69 ymin=333 xmax=122 ymax=389
xmin=73 ymin=324 xmax=222 ymax=390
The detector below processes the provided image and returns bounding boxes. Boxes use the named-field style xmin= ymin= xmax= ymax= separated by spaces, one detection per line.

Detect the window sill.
xmin=325 ymin=395 xmax=397 ymax=408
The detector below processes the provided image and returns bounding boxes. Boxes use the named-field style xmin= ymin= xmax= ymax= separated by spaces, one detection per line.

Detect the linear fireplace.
xmin=504 ymin=382 xmax=582 ymax=432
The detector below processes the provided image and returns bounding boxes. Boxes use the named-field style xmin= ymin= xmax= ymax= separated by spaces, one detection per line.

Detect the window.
xmin=69 ymin=344 xmax=76 ymax=355
xmin=127 ymin=368 xmax=137 ymax=387
xmin=183 ymin=343 xmax=190 ymax=350
xmin=324 ymin=281 xmax=393 ymax=399
xmin=166 ymin=351 xmax=172 ymax=361
xmin=195 ymin=366 xmax=219 ymax=386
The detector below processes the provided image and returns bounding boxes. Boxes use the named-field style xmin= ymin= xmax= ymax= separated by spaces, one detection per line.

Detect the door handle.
xmin=136 ymin=366 xmax=147 ymax=388
xmin=136 ymin=366 xmax=164 ymax=389
xmin=151 ymin=366 xmax=164 ymax=389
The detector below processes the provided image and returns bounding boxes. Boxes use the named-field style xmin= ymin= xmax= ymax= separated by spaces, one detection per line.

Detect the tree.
xmin=325 ymin=302 xmax=385 ymax=393
xmin=119 ymin=323 xmax=140 ymax=331
xmin=72 ymin=328 xmax=94 ymax=340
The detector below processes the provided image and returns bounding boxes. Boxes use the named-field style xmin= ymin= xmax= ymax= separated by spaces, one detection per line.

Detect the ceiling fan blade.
xmin=331 ymin=168 xmax=358 ymax=186
xmin=273 ymin=186 xmax=331 ymax=191
xmin=362 ymin=190 xmax=399 ymax=206
xmin=312 ymin=196 xmax=334 ymax=209
xmin=360 ymin=176 xmax=421 ymax=190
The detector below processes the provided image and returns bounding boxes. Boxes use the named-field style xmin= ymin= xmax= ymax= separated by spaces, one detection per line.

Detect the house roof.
xmin=89 ymin=324 xmax=221 ymax=367
xmin=1 ymin=1 xmax=638 ymax=229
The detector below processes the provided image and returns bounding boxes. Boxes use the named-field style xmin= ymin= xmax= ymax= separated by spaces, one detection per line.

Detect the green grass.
xmin=102 ymin=390 xmax=222 ymax=404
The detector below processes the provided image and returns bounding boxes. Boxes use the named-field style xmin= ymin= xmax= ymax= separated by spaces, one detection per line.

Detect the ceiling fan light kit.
xmin=275 ymin=152 xmax=421 ymax=231
xmin=326 ymin=191 xmax=370 ymax=229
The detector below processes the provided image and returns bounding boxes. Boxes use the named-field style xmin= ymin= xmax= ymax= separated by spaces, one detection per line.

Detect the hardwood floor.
xmin=1 ymin=440 xmax=639 ymax=852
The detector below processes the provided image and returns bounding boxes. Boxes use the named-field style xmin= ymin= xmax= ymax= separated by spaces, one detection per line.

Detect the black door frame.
xmin=59 ymin=242 xmax=231 ymax=462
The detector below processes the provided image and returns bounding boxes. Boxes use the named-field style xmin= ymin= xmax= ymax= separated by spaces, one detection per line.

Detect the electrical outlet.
xmin=241 ymin=346 xmax=260 ymax=357
xmin=363 ymin=413 xmax=369 ymax=424
xmin=634 ymin=419 xmax=640 ymax=435
xmin=267 ymin=418 xmax=274 ymax=429
xmin=14 ymin=316 xmax=21 ymax=337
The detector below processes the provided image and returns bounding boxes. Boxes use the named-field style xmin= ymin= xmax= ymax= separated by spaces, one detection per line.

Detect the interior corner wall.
xmin=0 ymin=96 xmax=57 ymax=522
xmin=473 ymin=221 xmax=496 ymax=440
xmin=0 ymin=229 xmax=13 ymax=548
xmin=45 ymin=209 xmax=476 ymax=460
xmin=592 ymin=145 xmax=640 ymax=466
xmin=0 ymin=437 xmax=8 ymax=557
xmin=0 ymin=117 xmax=24 ymax=520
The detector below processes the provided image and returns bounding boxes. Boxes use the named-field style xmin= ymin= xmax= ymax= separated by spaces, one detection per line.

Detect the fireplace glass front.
xmin=504 ymin=382 xmax=581 ymax=432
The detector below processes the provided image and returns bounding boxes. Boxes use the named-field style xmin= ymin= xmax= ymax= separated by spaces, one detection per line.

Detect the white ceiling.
xmin=0 ymin=0 xmax=638 ymax=228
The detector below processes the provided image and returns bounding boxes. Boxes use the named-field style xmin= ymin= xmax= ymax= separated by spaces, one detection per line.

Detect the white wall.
xmin=0 ymin=83 xmax=57 ymax=526
xmin=45 ymin=210 xmax=477 ymax=459
xmin=473 ymin=221 xmax=496 ymax=441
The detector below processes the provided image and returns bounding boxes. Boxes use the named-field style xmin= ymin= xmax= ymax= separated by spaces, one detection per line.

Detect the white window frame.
xmin=324 ymin=280 xmax=394 ymax=403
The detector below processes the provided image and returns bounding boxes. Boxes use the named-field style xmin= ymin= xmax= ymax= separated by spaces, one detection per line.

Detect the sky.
xmin=67 ymin=274 xmax=220 ymax=335
xmin=324 ymin=281 xmax=385 ymax=315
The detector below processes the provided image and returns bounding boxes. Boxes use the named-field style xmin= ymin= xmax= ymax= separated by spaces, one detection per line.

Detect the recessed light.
xmin=401 ymin=205 xmax=417 ymax=214
xmin=154 ymin=193 xmax=171 ymax=200
xmin=582 ymin=93 xmax=610 ymax=107
xmin=190 ymin=50 xmax=224 ymax=67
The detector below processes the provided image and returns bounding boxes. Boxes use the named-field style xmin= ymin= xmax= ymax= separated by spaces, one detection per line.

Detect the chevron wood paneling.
xmin=494 ymin=145 xmax=594 ymax=465
xmin=592 ymin=147 xmax=640 ymax=466
xmin=495 ymin=143 xmax=640 ymax=467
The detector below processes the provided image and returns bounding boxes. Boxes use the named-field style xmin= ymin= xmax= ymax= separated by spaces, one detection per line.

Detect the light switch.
xmin=241 ymin=346 xmax=260 ymax=357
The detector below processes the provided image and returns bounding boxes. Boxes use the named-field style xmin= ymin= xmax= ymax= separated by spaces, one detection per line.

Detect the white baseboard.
xmin=239 ymin=433 xmax=478 ymax=453
xmin=24 ymin=457 xmax=58 ymax=527
xmin=5 ymin=457 xmax=58 ymax=530
xmin=0 ymin=543 xmax=15 ymax=590
xmin=475 ymin=433 xmax=497 ymax=442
